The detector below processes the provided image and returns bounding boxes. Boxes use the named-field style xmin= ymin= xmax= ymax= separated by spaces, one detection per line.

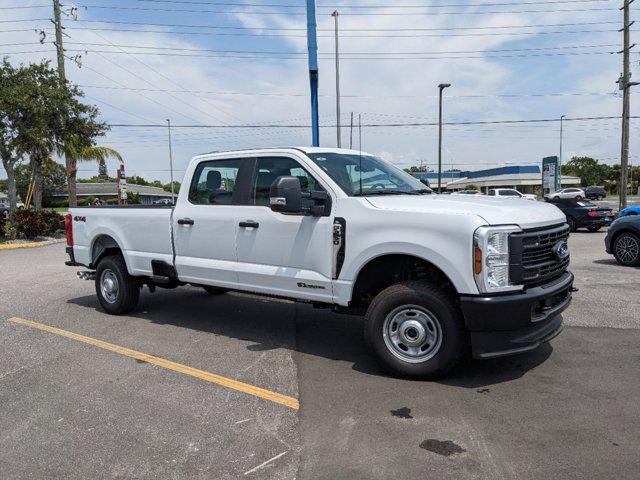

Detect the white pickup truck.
xmin=65 ymin=147 xmax=574 ymax=379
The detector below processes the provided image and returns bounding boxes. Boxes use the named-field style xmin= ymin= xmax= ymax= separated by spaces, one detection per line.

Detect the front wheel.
xmin=364 ymin=281 xmax=466 ymax=379
xmin=95 ymin=255 xmax=140 ymax=314
xmin=567 ymin=216 xmax=577 ymax=232
xmin=587 ymin=225 xmax=601 ymax=232
xmin=613 ymin=232 xmax=640 ymax=266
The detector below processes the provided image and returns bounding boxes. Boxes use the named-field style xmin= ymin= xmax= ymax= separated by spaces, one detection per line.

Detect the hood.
xmin=365 ymin=194 xmax=566 ymax=229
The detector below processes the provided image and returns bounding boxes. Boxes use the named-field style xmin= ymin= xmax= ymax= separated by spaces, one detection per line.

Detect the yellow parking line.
xmin=7 ymin=317 xmax=299 ymax=410
xmin=0 ymin=242 xmax=45 ymax=250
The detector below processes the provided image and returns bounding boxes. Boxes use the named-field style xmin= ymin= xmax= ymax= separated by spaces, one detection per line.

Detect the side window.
xmin=250 ymin=157 xmax=325 ymax=207
xmin=488 ymin=189 xmax=496 ymax=196
xmin=189 ymin=158 xmax=242 ymax=205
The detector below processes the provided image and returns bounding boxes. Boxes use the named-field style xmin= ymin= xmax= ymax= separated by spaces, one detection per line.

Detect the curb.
xmin=0 ymin=238 xmax=66 ymax=251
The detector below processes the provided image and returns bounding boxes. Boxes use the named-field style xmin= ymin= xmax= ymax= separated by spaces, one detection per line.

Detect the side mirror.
xmin=269 ymin=176 xmax=302 ymax=213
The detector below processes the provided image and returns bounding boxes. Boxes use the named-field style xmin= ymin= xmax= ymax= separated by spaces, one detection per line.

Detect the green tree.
xmin=58 ymin=136 xmax=121 ymax=205
xmin=562 ymin=156 xmax=611 ymax=189
xmin=2 ymin=58 xmax=109 ymax=209
xmin=464 ymin=184 xmax=479 ymax=191
xmin=15 ymin=160 xmax=66 ymax=206
xmin=0 ymin=59 xmax=25 ymax=212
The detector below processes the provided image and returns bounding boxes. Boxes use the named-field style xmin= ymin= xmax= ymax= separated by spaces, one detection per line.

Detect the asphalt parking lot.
xmin=1 ymin=230 xmax=639 ymax=479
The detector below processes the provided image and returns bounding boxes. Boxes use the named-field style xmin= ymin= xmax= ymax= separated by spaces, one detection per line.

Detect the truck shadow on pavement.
xmin=68 ymin=288 xmax=553 ymax=389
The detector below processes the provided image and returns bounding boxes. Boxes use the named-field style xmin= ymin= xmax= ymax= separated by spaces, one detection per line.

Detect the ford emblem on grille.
xmin=552 ymin=240 xmax=569 ymax=260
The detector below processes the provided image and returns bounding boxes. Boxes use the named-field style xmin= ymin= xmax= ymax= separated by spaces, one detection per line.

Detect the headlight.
xmin=473 ymin=225 xmax=522 ymax=293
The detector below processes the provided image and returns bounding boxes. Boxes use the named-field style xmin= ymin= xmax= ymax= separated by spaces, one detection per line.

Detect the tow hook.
xmin=77 ymin=271 xmax=96 ymax=281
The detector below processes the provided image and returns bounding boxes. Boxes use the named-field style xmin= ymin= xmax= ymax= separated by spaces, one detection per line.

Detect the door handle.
xmin=177 ymin=218 xmax=194 ymax=226
xmin=239 ymin=220 xmax=259 ymax=228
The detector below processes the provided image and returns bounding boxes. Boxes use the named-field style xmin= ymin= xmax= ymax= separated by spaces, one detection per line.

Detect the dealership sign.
xmin=542 ymin=156 xmax=560 ymax=193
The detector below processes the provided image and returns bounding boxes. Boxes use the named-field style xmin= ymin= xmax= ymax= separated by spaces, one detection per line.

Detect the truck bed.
xmin=69 ymin=206 xmax=175 ymax=276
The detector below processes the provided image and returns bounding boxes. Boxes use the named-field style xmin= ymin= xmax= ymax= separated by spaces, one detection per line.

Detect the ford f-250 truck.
xmin=65 ymin=148 xmax=573 ymax=379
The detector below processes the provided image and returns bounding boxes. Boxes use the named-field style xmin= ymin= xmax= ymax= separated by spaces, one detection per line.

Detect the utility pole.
xmin=332 ymin=10 xmax=341 ymax=148
xmin=618 ymin=0 xmax=637 ymax=210
xmin=166 ymin=119 xmax=175 ymax=204
xmin=349 ymin=112 xmax=354 ymax=149
xmin=53 ymin=0 xmax=74 ymax=208
xmin=53 ymin=0 xmax=66 ymax=81
xmin=437 ymin=83 xmax=451 ymax=193
xmin=306 ymin=0 xmax=320 ymax=146
xmin=559 ymin=114 xmax=565 ymax=189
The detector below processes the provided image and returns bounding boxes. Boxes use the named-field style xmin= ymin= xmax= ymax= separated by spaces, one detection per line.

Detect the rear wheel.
xmin=95 ymin=255 xmax=140 ymax=314
xmin=613 ymin=232 xmax=640 ymax=266
xmin=364 ymin=281 xmax=466 ymax=379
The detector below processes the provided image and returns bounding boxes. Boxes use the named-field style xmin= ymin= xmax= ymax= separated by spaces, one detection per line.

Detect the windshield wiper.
xmin=353 ymin=190 xmax=406 ymax=196
xmin=404 ymin=189 xmax=432 ymax=195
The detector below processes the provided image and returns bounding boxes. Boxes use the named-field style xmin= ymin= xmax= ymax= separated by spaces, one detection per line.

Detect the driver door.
xmin=234 ymin=155 xmax=335 ymax=302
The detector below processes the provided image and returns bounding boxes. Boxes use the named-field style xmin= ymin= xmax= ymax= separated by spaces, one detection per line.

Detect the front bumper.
xmin=460 ymin=272 xmax=573 ymax=359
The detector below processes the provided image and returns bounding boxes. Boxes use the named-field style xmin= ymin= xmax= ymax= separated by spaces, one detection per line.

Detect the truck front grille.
xmin=509 ymin=223 xmax=570 ymax=287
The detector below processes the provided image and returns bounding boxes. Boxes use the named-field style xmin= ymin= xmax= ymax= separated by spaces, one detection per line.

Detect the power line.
xmin=59 ymin=47 xmax=617 ymax=60
xmin=72 ymin=18 xmax=622 ymax=31
xmin=129 ymin=0 xmax=616 ymax=7
xmin=77 ymin=84 xmax=617 ymax=99
xmin=72 ymin=2 xmax=618 ymax=14
xmin=60 ymin=41 xmax=618 ymax=55
xmin=105 ymin=116 xmax=640 ymax=128
xmin=58 ymin=26 xmax=622 ymax=38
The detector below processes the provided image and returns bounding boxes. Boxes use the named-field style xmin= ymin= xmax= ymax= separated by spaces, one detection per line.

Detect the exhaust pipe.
xmin=77 ymin=271 xmax=96 ymax=281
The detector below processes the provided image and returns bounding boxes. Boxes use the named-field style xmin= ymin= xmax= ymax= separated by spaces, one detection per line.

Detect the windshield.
xmin=306 ymin=152 xmax=431 ymax=196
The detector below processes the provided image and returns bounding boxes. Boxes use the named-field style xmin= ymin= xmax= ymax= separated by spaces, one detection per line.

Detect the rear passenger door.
xmin=234 ymin=155 xmax=335 ymax=302
xmin=173 ymin=157 xmax=250 ymax=287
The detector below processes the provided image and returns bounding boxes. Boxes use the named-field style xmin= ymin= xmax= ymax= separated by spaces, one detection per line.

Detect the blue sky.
xmin=0 ymin=0 xmax=638 ymax=183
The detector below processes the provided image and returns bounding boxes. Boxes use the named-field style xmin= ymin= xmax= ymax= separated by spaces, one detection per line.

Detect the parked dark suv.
xmin=546 ymin=197 xmax=614 ymax=232
xmin=584 ymin=186 xmax=606 ymax=200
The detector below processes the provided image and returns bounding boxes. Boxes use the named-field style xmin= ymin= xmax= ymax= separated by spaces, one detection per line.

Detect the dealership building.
xmin=413 ymin=165 xmax=581 ymax=195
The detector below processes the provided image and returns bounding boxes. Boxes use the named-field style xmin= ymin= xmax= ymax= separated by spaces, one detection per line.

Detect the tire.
xmin=587 ymin=225 xmax=601 ymax=232
xmin=567 ymin=216 xmax=577 ymax=232
xmin=628 ymin=212 xmax=638 ymax=216
xmin=364 ymin=281 xmax=466 ymax=379
xmin=95 ymin=254 xmax=140 ymax=314
xmin=575 ymin=195 xmax=583 ymax=200
xmin=612 ymin=232 xmax=640 ymax=267
xmin=203 ymin=285 xmax=227 ymax=295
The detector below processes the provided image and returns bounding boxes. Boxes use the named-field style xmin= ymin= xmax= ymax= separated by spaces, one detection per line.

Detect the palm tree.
xmin=59 ymin=136 xmax=123 ymax=207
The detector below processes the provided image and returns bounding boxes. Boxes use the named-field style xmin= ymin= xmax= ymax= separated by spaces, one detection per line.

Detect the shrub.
xmin=0 ymin=218 xmax=5 ymax=238
xmin=9 ymin=209 xmax=64 ymax=239
xmin=106 ymin=198 xmax=119 ymax=205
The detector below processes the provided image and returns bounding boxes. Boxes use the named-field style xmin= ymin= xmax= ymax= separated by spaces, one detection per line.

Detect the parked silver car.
xmin=545 ymin=188 xmax=585 ymax=200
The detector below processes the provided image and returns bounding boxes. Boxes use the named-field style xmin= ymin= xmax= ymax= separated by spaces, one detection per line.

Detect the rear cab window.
xmin=188 ymin=158 xmax=243 ymax=205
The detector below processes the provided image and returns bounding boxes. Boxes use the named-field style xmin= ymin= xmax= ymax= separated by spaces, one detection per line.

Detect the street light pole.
xmin=437 ymin=83 xmax=451 ymax=193
xmin=166 ymin=119 xmax=175 ymax=204
xmin=559 ymin=114 xmax=565 ymax=189
xmin=332 ymin=10 xmax=341 ymax=148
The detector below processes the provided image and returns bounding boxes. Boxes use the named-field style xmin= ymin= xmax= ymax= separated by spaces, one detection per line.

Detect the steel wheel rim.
xmin=100 ymin=269 xmax=119 ymax=304
xmin=616 ymin=235 xmax=639 ymax=263
xmin=382 ymin=305 xmax=443 ymax=364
